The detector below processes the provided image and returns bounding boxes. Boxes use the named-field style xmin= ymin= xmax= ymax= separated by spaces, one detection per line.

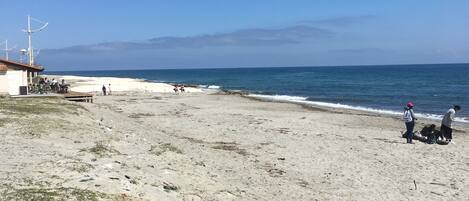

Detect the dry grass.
xmin=0 ymin=97 xmax=87 ymax=116
xmin=0 ymin=97 xmax=88 ymax=135
xmin=81 ymin=141 xmax=121 ymax=157
xmin=68 ymin=162 xmax=95 ymax=173
xmin=212 ymin=143 xmax=249 ymax=156
xmin=149 ymin=143 xmax=183 ymax=156
xmin=0 ymin=185 xmax=108 ymax=201
xmin=128 ymin=113 xmax=155 ymax=118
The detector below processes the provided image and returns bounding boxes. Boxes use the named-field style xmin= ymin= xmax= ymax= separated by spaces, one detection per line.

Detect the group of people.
xmin=403 ymin=102 xmax=461 ymax=144
xmin=36 ymin=77 xmax=69 ymax=94
xmin=102 ymin=84 xmax=111 ymax=96
xmin=173 ymin=85 xmax=185 ymax=93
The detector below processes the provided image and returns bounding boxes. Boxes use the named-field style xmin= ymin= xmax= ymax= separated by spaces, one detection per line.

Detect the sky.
xmin=1 ymin=0 xmax=469 ymax=71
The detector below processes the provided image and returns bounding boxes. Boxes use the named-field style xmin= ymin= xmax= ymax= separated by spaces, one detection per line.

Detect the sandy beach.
xmin=1 ymin=76 xmax=468 ymax=201
xmin=48 ymin=75 xmax=204 ymax=94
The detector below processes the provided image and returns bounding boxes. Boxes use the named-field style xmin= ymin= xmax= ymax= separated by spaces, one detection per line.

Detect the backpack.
xmin=403 ymin=110 xmax=413 ymax=122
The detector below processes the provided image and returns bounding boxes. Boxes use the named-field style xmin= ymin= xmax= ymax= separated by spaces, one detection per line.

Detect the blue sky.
xmin=1 ymin=0 xmax=468 ymax=70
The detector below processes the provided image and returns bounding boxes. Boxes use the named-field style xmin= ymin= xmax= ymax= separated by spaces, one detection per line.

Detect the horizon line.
xmin=45 ymin=62 xmax=469 ymax=72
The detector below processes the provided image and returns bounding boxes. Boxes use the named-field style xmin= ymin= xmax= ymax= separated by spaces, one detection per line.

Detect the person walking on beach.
xmin=441 ymin=105 xmax=461 ymax=142
xmin=403 ymin=102 xmax=417 ymax=144
xmin=108 ymin=83 xmax=112 ymax=95
xmin=102 ymin=85 xmax=107 ymax=96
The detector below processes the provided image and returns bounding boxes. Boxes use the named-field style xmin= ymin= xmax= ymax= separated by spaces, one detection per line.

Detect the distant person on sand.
xmin=60 ymin=79 xmax=69 ymax=93
xmin=108 ymin=83 xmax=112 ymax=95
xmin=441 ymin=105 xmax=461 ymax=142
xmin=180 ymin=85 xmax=185 ymax=92
xmin=403 ymin=102 xmax=417 ymax=144
xmin=102 ymin=85 xmax=107 ymax=96
xmin=173 ymin=85 xmax=179 ymax=93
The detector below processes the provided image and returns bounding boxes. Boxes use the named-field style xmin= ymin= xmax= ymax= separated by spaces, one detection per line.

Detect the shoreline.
xmin=50 ymin=74 xmax=469 ymax=126
xmin=242 ymin=93 xmax=469 ymax=132
xmin=245 ymin=94 xmax=469 ymax=126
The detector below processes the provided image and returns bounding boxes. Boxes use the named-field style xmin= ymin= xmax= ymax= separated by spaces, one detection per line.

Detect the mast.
xmin=5 ymin=40 xmax=8 ymax=60
xmin=22 ymin=15 xmax=48 ymax=66
xmin=1 ymin=40 xmax=7 ymax=60
xmin=27 ymin=15 xmax=33 ymax=65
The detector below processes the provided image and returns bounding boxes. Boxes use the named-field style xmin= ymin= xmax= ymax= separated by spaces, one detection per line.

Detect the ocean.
xmin=50 ymin=63 xmax=469 ymax=123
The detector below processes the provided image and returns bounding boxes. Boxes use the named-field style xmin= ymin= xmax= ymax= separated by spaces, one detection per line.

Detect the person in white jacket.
xmin=441 ymin=105 xmax=461 ymax=142
xmin=403 ymin=102 xmax=417 ymax=144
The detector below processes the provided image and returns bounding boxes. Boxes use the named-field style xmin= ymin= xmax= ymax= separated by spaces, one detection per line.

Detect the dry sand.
xmin=1 ymin=76 xmax=468 ymax=201
xmin=48 ymin=75 xmax=203 ymax=93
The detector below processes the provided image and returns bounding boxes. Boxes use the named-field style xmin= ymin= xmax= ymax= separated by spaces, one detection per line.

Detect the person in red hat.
xmin=403 ymin=102 xmax=417 ymax=144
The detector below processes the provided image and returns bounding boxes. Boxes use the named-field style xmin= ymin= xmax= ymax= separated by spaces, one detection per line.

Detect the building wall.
xmin=0 ymin=71 xmax=8 ymax=95
xmin=0 ymin=61 xmax=39 ymax=95
xmin=6 ymin=70 xmax=24 ymax=95
xmin=22 ymin=70 xmax=28 ymax=86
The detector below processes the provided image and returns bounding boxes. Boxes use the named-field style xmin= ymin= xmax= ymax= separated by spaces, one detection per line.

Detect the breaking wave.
xmin=248 ymin=94 xmax=469 ymax=124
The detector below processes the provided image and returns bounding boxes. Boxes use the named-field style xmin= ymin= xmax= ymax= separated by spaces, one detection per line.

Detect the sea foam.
xmin=248 ymin=94 xmax=469 ymax=124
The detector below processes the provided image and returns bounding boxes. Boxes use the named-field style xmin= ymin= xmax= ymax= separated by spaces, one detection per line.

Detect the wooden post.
xmin=28 ymin=71 xmax=32 ymax=84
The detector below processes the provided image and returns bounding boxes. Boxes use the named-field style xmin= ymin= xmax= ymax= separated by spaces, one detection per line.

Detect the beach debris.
xmin=97 ymin=118 xmax=104 ymax=125
xmin=267 ymin=168 xmax=286 ymax=177
xmin=79 ymin=177 xmax=94 ymax=182
xmin=109 ymin=177 xmax=120 ymax=180
xmin=297 ymin=179 xmax=309 ymax=188
xmin=195 ymin=161 xmax=206 ymax=167
xmin=124 ymin=175 xmax=138 ymax=185
xmin=163 ymin=182 xmax=179 ymax=192
xmin=429 ymin=182 xmax=446 ymax=186
xmin=430 ymin=191 xmax=444 ymax=196
xmin=277 ymin=157 xmax=285 ymax=161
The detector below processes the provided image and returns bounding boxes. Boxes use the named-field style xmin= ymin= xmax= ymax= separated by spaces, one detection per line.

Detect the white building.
xmin=0 ymin=59 xmax=43 ymax=95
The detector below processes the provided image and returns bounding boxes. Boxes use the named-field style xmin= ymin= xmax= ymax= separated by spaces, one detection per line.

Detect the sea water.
xmin=50 ymin=63 xmax=469 ymax=123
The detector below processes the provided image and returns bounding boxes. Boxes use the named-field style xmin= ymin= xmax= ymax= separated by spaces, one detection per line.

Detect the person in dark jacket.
xmin=102 ymin=85 xmax=107 ymax=96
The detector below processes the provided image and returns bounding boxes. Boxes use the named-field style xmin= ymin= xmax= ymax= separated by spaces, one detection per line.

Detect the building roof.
xmin=0 ymin=59 xmax=44 ymax=71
